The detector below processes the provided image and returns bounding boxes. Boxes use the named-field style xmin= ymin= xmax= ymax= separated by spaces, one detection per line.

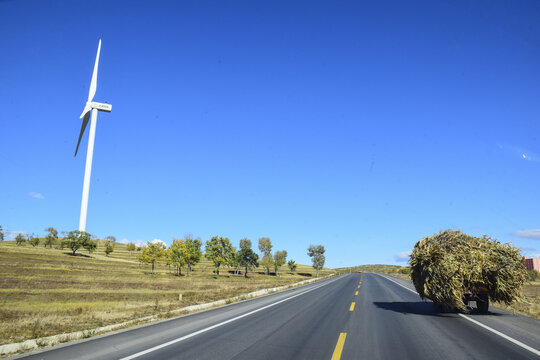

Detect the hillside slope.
xmin=0 ymin=241 xmax=332 ymax=345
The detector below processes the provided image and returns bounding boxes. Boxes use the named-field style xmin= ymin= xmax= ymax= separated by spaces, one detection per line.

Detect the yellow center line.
xmin=349 ymin=302 xmax=355 ymax=311
xmin=357 ymin=285 xmax=360 ymax=288
xmin=331 ymin=332 xmax=347 ymax=360
xmin=355 ymin=291 xmax=358 ymax=296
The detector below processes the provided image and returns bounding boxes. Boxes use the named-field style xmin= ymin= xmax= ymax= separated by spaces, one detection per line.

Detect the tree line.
xmin=0 ymin=226 xmax=117 ymax=257
xmin=136 ymin=236 xmax=326 ymax=277
xmin=0 ymin=225 xmax=326 ymax=276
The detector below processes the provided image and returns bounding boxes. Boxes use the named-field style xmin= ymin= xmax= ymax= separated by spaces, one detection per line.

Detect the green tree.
xmin=307 ymin=245 xmax=326 ymax=277
xmin=139 ymin=242 xmax=166 ymax=274
xmin=258 ymin=237 xmax=273 ymax=275
xmin=287 ymin=260 xmax=297 ymax=272
xmin=106 ymin=236 xmax=116 ymax=243
xmin=28 ymin=234 xmax=40 ymax=247
xmin=57 ymin=231 xmax=68 ymax=250
xmin=166 ymin=236 xmax=203 ymax=276
xmin=85 ymin=239 xmax=97 ymax=254
xmin=0 ymin=225 xmax=4 ymax=241
xmin=273 ymin=250 xmax=288 ymax=275
xmin=205 ymin=236 xmax=234 ymax=275
xmin=127 ymin=242 xmax=136 ymax=255
xmin=167 ymin=239 xmax=186 ymax=276
xmin=62 ymin=231 xmax=92 ymax=255
xmin=44 ymin=227 xmax=58 ymax=248
xmin=182 ymin=235 xmax=203 ymax=275
xmin=261 ymin=254 xmax=273 ymax=275
xmin=105 ymin=242 xmax=114 ymax=256
xmin=231 ymin=251 xmax=242 ymax=275
xmin=237 ymin=238 xmax=259 ymax=278
xmin=239 ymin=238 xmax=251 ymax=251
xmin=15 ymin=233 xmax=26 ymax=246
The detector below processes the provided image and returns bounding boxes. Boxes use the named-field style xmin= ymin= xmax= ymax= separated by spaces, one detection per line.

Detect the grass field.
xmin=335 ymin=264 xmax=410 ymax=277
xmin=0 ymin=240 xmax=333 ymax=345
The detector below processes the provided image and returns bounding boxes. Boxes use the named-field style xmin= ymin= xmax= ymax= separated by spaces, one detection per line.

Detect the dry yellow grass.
xmin=494 ymin=281 xmax=540 ymax=320
xmin=0 ymin=241 xmax=333 ymax=344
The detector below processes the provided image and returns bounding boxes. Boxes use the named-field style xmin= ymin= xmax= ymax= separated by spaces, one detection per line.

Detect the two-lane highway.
xmin=16 ymin=273 xmax=540 ymax=360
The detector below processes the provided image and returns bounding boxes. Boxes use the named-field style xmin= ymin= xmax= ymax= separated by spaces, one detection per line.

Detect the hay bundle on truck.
xmin=409 ymin=230 xmax=526 ymax=313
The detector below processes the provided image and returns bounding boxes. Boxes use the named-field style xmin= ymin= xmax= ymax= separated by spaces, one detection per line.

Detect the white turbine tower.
xmin=75 ymin=39 xmax=112 ymax=232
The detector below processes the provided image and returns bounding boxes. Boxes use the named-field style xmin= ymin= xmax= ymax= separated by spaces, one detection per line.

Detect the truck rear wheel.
xmin=476 ymin=295 xmax=489 ymax=313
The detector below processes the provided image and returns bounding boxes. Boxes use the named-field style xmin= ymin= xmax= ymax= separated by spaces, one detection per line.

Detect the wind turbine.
xmin=75 ymin=39 xmax=112 ymax=232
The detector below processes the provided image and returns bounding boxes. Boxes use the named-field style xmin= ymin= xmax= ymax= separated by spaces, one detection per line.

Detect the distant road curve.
xmin=16 ymin=273 xmax=540 ymax=360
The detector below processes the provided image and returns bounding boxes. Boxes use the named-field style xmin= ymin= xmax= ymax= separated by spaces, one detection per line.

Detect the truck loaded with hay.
xmin=409 ymin=230 xmax=526 ymax=313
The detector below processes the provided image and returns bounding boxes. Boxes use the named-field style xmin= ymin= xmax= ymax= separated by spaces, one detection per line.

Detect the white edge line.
xmin=375 ymin=273 xmax=540 ymax=357
xmin=456 ymin=313 xmax=540 ymax=356
xmin=119 ymin=275 xmax=342 ymax=360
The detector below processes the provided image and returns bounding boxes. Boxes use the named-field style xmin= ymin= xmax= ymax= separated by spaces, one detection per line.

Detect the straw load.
xmin=409 ymin=230 xmax=526 ymax=312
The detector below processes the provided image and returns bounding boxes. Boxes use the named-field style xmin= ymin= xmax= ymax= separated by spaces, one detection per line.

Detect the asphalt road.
xmin=16 ymin=273 xmax=540 ymax=360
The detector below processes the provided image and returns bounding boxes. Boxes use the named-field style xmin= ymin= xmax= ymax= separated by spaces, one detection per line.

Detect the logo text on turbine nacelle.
xmin=91 ymin=102 xmax=112 ymax=112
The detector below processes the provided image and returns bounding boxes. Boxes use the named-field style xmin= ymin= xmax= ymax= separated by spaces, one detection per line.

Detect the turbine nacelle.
xmin=92 ymin=102 xmax=112 ymax=112
xmin=80 ymin=102 xmax=112 ymax=118
xmin=79 ymin=102 xmax=112 ymax=120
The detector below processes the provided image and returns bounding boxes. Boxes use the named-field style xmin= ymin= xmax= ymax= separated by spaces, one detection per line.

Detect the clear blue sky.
xmin=1 ymin=0 xmax=540 ymax=268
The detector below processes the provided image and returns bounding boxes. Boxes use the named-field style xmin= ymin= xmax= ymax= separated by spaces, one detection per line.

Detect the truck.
xmin=462 ymin=283 xmax=489 ymax=313
xmin=410 ymin=230 xmax=526 ymax=314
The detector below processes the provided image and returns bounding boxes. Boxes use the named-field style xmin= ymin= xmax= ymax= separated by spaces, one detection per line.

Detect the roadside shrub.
xmin=15 ymin=233 xmax=26 ymax=246
xmin=105 ymin=242 xmax=114 ymax=256
xmin=398 ymin=267 xmax=409 ymax=274
xmin=525 ymin=269 xmax=540 ymax=282
xmin=28 ymin=236 xmax=40 ymax=247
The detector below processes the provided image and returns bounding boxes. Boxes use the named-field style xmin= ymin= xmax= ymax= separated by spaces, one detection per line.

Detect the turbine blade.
xmin=88 ymin=39 xmax=101 ymax=102
xmin=79 ymin=103 xmax=91 ymax=119
xmin=74 ymin=111 xmax=91 ymax=157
